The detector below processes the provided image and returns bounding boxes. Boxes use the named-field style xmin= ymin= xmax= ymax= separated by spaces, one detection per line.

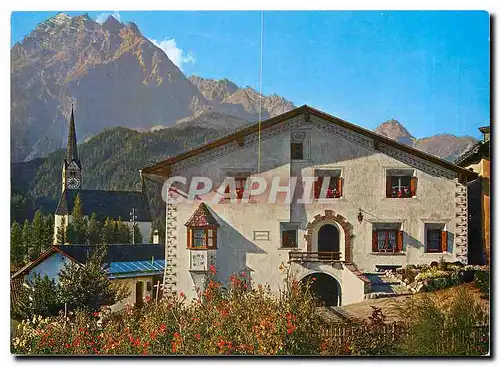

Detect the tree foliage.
xmin=12 ymin=274 xmax=63 ymax=321
xmin=10 ymin=221 xmax=24 ymax=268
xmin=58 ymin=246 xmax=129 ymax=313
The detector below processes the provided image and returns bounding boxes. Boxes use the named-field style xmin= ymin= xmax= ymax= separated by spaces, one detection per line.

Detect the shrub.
xmin=394 ymin=286 xmax=489 ymax=355
xmin=474 ymin=270 xmax=490 ymax=299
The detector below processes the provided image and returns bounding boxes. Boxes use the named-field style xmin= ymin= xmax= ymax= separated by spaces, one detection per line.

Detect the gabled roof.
xmin=56 ymin=189 xmax=151 ymax=221
xmin=185 ymin=203 xmax=220 ymax=227
xmin=12 ymin=244 xmax=165 ymax=280
xmin=141 ymin=105 xmax=477 ymax=181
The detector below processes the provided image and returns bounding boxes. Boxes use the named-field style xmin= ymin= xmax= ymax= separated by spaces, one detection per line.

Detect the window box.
xmin=314 ymin=169 xmax=343 ymax=199
xmin=386 ymin=169 xmax=417 ymax=198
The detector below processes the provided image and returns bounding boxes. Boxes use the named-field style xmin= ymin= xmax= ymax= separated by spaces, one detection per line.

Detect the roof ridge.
xmin=141 ymin=105 xmax=477 ymax=180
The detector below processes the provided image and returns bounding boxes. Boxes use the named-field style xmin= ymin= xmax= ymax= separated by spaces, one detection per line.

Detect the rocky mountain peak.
xmin=102 ymin=15 xmax=123 ymax=33
xmin=375 ymin=118 xmax=415 ymax=146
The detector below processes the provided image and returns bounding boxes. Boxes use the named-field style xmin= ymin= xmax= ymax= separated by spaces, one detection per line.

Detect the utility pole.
xmin=130 ymin=208 xmax=138 ymax=244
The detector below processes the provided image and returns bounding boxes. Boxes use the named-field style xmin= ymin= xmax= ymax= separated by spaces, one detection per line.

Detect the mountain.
xmin=11 ymin=14 xmax=296 ymax=163
xmin=375 ymin=119 xmax=477 ymax=162
xmin=188 ymin=76 xmax=295 ymax=121
xmin=11 ymin=13 xmax=209 ymax=162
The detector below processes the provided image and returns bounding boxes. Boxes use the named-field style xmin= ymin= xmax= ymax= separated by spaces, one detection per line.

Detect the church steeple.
xmin=62 ymin=105 xmax=82 ymax=192
xmin=65 ymin=105 xmax=81 ymax=168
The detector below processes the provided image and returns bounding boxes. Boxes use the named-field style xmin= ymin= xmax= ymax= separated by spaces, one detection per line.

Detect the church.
xmin=142 ymin=105 xmax=478 ymax=306
xmin=54 ymin=107 xmax=153 ymax=244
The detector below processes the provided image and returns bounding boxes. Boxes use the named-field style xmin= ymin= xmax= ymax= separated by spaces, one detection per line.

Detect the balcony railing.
xmin=289 ymin=251 xmax=342 ymax=263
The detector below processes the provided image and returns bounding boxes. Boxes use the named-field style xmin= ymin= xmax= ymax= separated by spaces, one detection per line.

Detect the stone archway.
xmin=300 ymin=272 xmax=341 ymax=306
xmin=304 ymin=209 xmax=354 ymax=262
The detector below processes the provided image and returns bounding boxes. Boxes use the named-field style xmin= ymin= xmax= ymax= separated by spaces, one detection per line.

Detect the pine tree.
xmin=21 ymin=219 xmax=31 ymax=262
xmin=71 ymin=194 xmax=88 ymax=244
xmin=132 ymin=223 xmax=143 ymax=244
xmin=66 ymin=221 xmax=76 ymax=244
xmin=42 ymin=214 xmax=54 ymax=250
xmin=10 ymin=221 xmax=24 ymax=268
xmin=58 ymin=246 xmax=129 ymax=313
xmin=116 ymin=219 xmax=131 ymax=244
xmin=102 ymin=217 xmax=116 ymax=244
xmin=88 ymin=213 xmax=102 ymax=244
xmin=30 ymin=211 xmax=45 ymax=260
xmin=56 ymin=216 xmax=67 ymax=245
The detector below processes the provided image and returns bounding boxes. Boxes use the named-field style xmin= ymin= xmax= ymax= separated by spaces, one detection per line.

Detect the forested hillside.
xmin=11 ymin=124 xmax=235 ymax=223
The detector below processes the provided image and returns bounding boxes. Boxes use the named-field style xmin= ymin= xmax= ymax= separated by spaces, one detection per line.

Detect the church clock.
xmin=67 ymin=177 xmax=81 ymax=189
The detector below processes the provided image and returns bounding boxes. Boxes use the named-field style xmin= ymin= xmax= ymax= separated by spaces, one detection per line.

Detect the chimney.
xmin=152 ymin=230 xmax=160 ymax=244
xmin=479 ymin=126 xmax=490 ymax=143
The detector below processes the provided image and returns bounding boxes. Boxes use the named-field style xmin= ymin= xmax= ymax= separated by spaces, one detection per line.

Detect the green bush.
xmin=394 ymin=286 xmax=489 ymax=356
xmin=474 ymin=270 xmax=490 ymax=299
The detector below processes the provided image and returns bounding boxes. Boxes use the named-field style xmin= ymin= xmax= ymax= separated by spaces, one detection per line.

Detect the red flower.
xmin=241 ymin=272 xmax=247 ymax=278
xmin=179 ymin=291 xmax=185 ymax=298
xmin=209 ymin=264 xmax=217 ymax=275
xmin=65 ymin=343 xmax=71 ymax=349
xmin=159 ymin=323 xmax=166 ymax=332
xmin=173 ymin=332 xmax=180 ymax=338
xmin=312 ymin=277 xmax=317 ymax=281
xmin=194 ymin=333 xmax=201 ymax=340
xmin=93 ymin=312 xmax=100 ymax=317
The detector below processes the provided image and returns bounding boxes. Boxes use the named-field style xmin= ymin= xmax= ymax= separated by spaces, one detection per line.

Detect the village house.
xmin=141 ymin=105 xmax=478 ymax=306
xmin=54 ymin=107 xmax=153 ymax=244
xmin=11 ymin=244 xmax=165 ymax=311
xmin=455 ymin=126 xmax=491 ymax=265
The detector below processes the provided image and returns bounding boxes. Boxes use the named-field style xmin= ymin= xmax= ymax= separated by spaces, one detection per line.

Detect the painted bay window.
xmin=187 ymin=227 xmax=217 ymax=249
xmin=425 ymin=223 xmax=447 ymax=253
xmin=372 ymin=223 xmax=403 ymax=253
xmin=386 ymin=169 xmax=417 ymax=198
xmin=314 ymin=169 xmax=343 ymax=199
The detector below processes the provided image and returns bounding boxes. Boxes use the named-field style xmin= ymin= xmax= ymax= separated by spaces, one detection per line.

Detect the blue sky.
xmin=11 ymin=11 xmax=489 ymax=139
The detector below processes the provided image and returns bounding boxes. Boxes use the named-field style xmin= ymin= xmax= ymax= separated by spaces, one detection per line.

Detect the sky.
xmin=11 ymin=11 xmax=490 ymax=139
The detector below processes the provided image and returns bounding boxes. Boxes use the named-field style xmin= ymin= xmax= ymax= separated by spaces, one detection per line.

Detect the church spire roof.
xmin=65 ymin=105 xmax=81 ymax=167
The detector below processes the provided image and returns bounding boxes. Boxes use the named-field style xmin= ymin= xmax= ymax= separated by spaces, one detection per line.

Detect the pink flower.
xmin=195 ymin=333 xmax=201 ymax=340
xmin=179 ymin=291 xmax=185 ymax=298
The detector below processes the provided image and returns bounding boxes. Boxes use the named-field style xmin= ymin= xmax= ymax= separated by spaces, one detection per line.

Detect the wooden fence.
xmin=321 ymin=323 xmax=489 ymax=354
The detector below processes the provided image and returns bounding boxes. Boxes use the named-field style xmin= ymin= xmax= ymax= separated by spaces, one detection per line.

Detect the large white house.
xmin=142 ymin=105 xmax=477 ymax=306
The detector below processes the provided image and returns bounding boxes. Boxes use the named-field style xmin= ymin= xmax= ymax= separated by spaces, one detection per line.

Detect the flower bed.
xmin=391 ymin=260 xmax=489 ymax=293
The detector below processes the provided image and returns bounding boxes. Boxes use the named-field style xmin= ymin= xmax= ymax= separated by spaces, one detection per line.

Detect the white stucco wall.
xmin=165 ymin=115 xmax=467 ymax=304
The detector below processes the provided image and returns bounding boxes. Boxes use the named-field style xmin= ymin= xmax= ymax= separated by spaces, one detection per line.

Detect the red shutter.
xmin=337 ymin=178 xmax=343 ymax=197
xmin=372 ymin=231 xmax=378 ymax=252
xmin=410 ymin=177 xmax=418 ymax=197
xmin=441 ymin=230 xmax=448 ymax=252
xmin=187 ymin=229 xmax=192 ymax=248
xmin=396 ymin=231 xmax=403 ymax=252
xmin=386 ymin=177 xmax=392 ymax=198
xmin=314 ymin=177 xmax=323 ymax=199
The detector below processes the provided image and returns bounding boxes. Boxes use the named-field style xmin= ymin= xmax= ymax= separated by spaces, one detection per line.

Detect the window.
xmin=314 ymin=170 xmax=343 ymax=199
xmin=291 ymin=143 xmax=303 ymax=160
xmin=280 ymin=222 xmax=300 ymax=248
xmin=386 ymin=169 xmax=417 ymax=198
xmin=372 ymin=223 xmax=403 ymax=253
xmin=425 ymin=223 xmax=447 ymax=253
xmin=224 ymin=172 xmax=250 ymax=199
xmin=187 ymin=227 xmax=217 ymax=249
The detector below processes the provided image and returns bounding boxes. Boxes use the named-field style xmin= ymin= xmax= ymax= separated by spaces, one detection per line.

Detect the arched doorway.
xmin=300 ymin=273 xmax=341 ymax=306
xmin=318 ymin=224 xmax=340 ymax=260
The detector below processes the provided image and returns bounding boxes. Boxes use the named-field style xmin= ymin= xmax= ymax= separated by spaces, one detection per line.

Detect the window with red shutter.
xmin=386 ymin=169 xmax=416 ymax=198
xmin=313 ymin=170 xmax=342 ymax=199
xmin=372 ymin=223 xmax=402 ymax=253
xmin=425 ymin=225 xmax=443 ymax=253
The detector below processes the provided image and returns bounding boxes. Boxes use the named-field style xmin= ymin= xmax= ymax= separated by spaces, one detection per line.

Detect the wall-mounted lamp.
xmin=357 ymin=209 xmax=364 ymax=224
